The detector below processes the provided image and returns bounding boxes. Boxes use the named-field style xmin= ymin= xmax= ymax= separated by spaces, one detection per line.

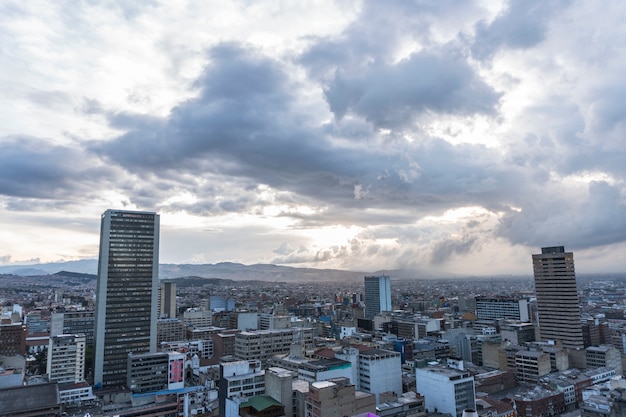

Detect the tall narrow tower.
xmin=364 ymin=275 xmax=392 ymax=319
xmin=94 ymin=209 xmax=160 ymax=389
xmin=532 ymin=246 xmax=583 ymax=349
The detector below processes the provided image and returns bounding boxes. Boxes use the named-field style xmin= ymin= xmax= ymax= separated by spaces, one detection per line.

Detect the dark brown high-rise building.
xmin=532 ymin=246 xmax=584 ymax=349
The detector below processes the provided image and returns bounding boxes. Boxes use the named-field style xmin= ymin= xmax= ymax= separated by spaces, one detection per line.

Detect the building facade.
xmin=50 ymin=311 xmax=95 ymax=346
xmin=364 ymin=275 xmax=392 ymax=319
xmin=532 ymin=246 xmax=584 ymax=349
xmin=415 ymin=364 xmax=476 ymax=417
xmin=127 ymin=351 xmax=185 ymax=393
xmin=158 ymin=281 xmax=177 ymax=319
xmin=475 ymin=297 xmax=530 ymax=322
xmin=93 ymin=209 xmax=160 ymax=389
xmin=47 ymin=333 xmax=86 ymax=383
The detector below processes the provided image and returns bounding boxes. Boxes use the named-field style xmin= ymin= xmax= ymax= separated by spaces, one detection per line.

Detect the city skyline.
xmin=3 ymin=1 xmax=626 ymax=276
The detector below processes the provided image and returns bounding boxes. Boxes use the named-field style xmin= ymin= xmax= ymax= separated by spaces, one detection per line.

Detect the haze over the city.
xmin=2 ymin=1 xmax=626 ymax=275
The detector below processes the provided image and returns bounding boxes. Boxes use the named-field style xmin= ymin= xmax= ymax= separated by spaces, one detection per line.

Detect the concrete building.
xmin=234 ymin=312 xmax=259 ymax=332
xmin=47 ymin=333 xmax=86 ymax=383
xmin=297 ymin=358 xmax=353 ymax=383
xmin=0 ymin=323 xmax=26 ymax=356
xmin=50 ymin=311 xmax=95 ymax=346
xmin=502 ymin=385 xmax=566 ymax=417
xmin=586 ymin=345 xmax=623 ymax=374
xmin=0 ymin=383 xmax=62 ymax=417
xmin=127 ymin=351 xmax=185 ymax=393
xmin=259 ymin=313 xmax=291 ymax=330
xmin=213 ymin=330 xmax=240 ymax=360
xmin=415 ymin=363 xmax=476 ymax=417
xmin=160 ymin=339 xmax=214 ymax=360
xmin=364 ymin=275 xmax=392 ymax=319
xmin=0 ymin=356 xmax=25 ymax=388
xmin=219 ymin=360 xmax=266 ymax=416
xmin=183 ymin=308 xmax=213 ymax=328
xmin=375 ymin=391 xmax=425 ymax=417
xmin=304 ymin=377 xmax=376 ymax=417
xmin=475 ymin=297 xmax=530 ymax=322
xmin=336 ymin=347 xmax=402 ymax=404
xmin=157 ymin=317 xmax=185 ymax=344
xmin=57 ymin=381 xmax=97 ymax=405
xmin=234 ymin=328 xmax=313 ymax=365
xmin=532 ymin=246 xmax=584 ymax=349
xmin=515 ymin=350 xmax=551 ymax=383
xmin=94 ymin=209 xmax=160 ymax=389
xmin=499 ymin=321 xmax=536 ymax=345
xmin=265 ymin=367 xmax=295 ymax=417
xmin=158 ymin=281 xmax=176 ymax=319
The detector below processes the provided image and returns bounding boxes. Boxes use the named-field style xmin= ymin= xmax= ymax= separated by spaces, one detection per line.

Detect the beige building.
xmin=515 ymin=350 xmax=551 ymax=383
xmin=586 ymin=345 xmax=623 ymax=374
xmin=532 ymin=246 xmax=584 ymax=349
xmin=305 ymin=377 xmax=375 ymax=417
xmin=235 ymin=328 xmax=313 ymax=365
xmin=47 ymin=333 xmax=86 ymax=383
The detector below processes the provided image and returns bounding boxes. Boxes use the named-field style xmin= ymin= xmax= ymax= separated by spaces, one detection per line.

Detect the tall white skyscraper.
xmin=364 ymin=275 xmax=392 ymax=319
xmin=93 ymin=209 xmax=160 ymax=389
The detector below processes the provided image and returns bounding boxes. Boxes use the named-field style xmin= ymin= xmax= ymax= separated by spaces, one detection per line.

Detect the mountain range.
xmin=0 ymin=259 xmax=447 ymax=282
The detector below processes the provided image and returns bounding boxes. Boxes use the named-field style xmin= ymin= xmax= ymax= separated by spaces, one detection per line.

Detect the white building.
xmin=415 ymin=363 xmax=476 ymax=417
xmin=47 ymin=334 xmax=86 ymax=383
xmin=183 ymin=308 xmax=213 ymax=328
xmin=57 ymin=381 xmax=96 ymax=405
xmin=219 ymin=360 xmax=266 ymax=416
xmin=336 ymin=347 xmax=402 ymax=404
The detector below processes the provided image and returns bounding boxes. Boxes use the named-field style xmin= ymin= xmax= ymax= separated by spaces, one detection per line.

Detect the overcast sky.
xmin=2 ymin=0 xmax=626 ymax=275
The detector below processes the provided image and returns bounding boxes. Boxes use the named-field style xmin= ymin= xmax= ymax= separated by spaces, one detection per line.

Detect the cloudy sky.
xmin=2 ymin=0 xmax=626 ymax=275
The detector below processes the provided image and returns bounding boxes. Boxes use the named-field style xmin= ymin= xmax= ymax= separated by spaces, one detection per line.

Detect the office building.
xmin=265 ymin=367 xmax=295 ymax=417
xmin=219 ymin=360 xmax=266 ymax=416
xmin=50 ymin=311 xmax=95 ymax=346
xmin=127 ymin=351 xmax=184 ymax=393
xmin=499 ymin=321 xmax=536 ymax=345
xmin=0 ymin=323 xmax=26 ymax=356
xmin=475 ymin=297 xmax=530 ymax=322
xmin=304 ymin=378 xmax=376 ymax=417
xmin=158 ymin=281 xmax=177 ymax=319
xmin=183 ymin=308 xmax=213 ymax=328
xmin=94 ymin=209 xmax=160 ymax=389
xmin=47 ymin=333 xmax=86 ymax=383
xmin=515 ymin=350 xmax=551 ymax=383
xmin=586 ymin=345 xmax=623 ymax=374
xmin=364 ymin=275 xmax=392 ymax=319
xmin=258 ymin=313 xmax=291 ymax=330
xmin=532 ymin=246 xmax=584 ymax=349
xmin=157 ymin=318 xmax=185 ymax=344
xmin=335 ymin=347 xmax=402 ymax=404
xmin=234 ymin=328 xmax=314 ymax=365
xmin=415 ymin=363 xmax=476 ymax=417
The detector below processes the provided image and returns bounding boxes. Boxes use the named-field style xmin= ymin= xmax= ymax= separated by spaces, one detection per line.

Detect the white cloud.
xmin=2 ymin=0 xmax=626 ymax=274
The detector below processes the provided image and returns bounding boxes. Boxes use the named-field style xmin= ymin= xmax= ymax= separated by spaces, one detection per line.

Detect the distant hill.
xmin=53 ymin=271 xmax=97 ymax=280
xmin=0 ymin=259 xmax=366 ymax=282
xmin=0 ymin=259 xmax=507 ymax=282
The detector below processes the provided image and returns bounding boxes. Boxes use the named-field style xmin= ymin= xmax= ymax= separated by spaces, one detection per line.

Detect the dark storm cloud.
xmin=472 ymin=0 xmax=572 ymax=60
xmin=430 ymin=236 xmax=479 ymax=264
xmin=498 ymin=181 xmax=626 ymax=250
xmin=89 ymin=41 xmax=521 ymax=224
xmin=300 ymin=0 xmax=483 ymax=78
xmin=323 ymin=47 xmax=501 ymax=127
xmin=0 ymin=136 xmax=115 ymax=200
xmin=92 ymin=44 xmax=386 ymax=206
